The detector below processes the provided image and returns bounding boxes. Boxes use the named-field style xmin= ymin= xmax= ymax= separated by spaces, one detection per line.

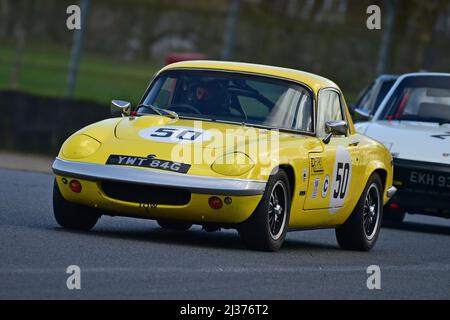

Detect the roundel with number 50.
xmin=139 ymin=126 xmax=213 ymax=144
xmin=329 ymin=146 xmax=352 ymax=210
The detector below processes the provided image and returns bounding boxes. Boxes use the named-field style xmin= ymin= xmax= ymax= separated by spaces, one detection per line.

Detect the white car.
xmin=354 ymin=73 xmax=450 ymax=222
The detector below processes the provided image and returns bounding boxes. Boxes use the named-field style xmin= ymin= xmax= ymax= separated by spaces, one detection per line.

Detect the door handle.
xmin=348 ymin=141 xmax=360 ymax=147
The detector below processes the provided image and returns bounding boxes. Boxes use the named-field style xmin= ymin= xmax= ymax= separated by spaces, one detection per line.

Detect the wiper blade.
xmin=178 ymin=115 xmax=214 ymax=122
xmin=136 ymin=104 xmax=178 ymax=119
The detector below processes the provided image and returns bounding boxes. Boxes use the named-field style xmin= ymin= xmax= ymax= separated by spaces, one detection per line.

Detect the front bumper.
xmin=52 ymin=158 xmax=265 ymax=223
xmin=52 ymin=158 xmax=266 ymax=196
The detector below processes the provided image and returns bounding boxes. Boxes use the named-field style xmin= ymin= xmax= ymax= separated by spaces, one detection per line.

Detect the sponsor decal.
xmin=140 ymin=202 xmax=158 ymax=215
xmin=431 ymin=132 xmax=450 ymax=140
xmin=311 ymin=157 xmax=324 ymax=174
xmin=312 ymin=177 xmax=320 ymax=198
xmin=140 ymin=203 xmax=158 ymax=209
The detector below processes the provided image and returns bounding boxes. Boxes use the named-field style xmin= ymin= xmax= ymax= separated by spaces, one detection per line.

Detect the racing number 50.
xmin=333 ymin=162 xmax=350 ymax=199
xmin=150 ymin=128 xmax=202 ymax=141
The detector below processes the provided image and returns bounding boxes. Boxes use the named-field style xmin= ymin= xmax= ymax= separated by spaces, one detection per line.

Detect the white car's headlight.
xmin=211 ymin=152 xmax=254 ymax=176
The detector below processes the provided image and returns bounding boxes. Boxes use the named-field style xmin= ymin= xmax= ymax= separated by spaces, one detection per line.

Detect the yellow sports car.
xmin=52 ymin=61 xmax=396 ymax=251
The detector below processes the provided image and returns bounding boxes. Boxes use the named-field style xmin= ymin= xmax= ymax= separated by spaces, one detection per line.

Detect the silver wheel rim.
xmin=268 ymin=181 xmax=287 ymax=240
xmin=363 ymin=183 xmax=381 ymax=240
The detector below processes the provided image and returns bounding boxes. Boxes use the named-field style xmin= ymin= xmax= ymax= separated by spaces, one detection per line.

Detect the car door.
xmin=303 ymin=88 xmax=359 ymax=211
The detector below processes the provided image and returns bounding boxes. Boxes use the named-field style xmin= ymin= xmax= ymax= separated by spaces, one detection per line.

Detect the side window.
xmin=373 ymin=80 xmax=395 ymax=111
xmin=263 ymin=87 xmax=313 ymax=132
xmin=239 ymin=81 xmax=313 ymax=132
xmin=317 ymin=90 xmax=344 ymax=137
xmin=356 ymin=82 xmax=374 ymax=112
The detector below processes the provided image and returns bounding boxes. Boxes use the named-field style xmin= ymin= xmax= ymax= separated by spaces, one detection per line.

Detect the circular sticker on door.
xmin=329 ymin=146 xmax=352 ymax=211
xmin=139 ymin=126 xmax=213 ymax=144
xmin=322 ymin=175 xmax=330 ymax=198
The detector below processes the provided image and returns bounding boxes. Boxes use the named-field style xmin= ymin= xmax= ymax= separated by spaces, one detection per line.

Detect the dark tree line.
xmin=1 ymin=0 xmax=449 ymax=94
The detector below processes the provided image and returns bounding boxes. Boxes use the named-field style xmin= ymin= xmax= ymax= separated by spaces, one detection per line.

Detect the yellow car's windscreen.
xmin=139 ymin=69 xmax=314 ymax=133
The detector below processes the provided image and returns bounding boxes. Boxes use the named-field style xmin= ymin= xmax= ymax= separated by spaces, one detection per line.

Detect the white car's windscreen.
xmin=380 ymin=76 xmax=450 ymax=124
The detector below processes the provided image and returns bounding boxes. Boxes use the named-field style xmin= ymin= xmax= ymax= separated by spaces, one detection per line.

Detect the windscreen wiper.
xmin=136 ymin=104 xmax=178 ymax=120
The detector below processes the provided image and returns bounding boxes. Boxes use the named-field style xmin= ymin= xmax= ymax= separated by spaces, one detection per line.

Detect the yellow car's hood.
xmin=60 ymin=115 xmax=314 ymax=179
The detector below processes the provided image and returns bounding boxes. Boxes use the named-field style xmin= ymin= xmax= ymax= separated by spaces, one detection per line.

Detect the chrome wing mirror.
xmin=323 ymin=120 xmax=348 ymax=144
xmin=111 ymin=100 xmax=131 ymax=117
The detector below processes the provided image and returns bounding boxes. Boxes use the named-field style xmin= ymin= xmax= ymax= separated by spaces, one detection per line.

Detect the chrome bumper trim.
xmin=387 ymin=186 xmax=397 ymax=198
xmin=52 ymin=158 xmax=266 ymax=196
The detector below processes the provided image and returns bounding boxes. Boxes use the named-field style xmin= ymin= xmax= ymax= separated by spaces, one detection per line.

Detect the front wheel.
xmin=239 ymin=170 xmax=291 ymax=251
xmin=335 ymin=174 xmax=383 ymax=251
xmin=53 ymin=179 xmax=100 ymax=231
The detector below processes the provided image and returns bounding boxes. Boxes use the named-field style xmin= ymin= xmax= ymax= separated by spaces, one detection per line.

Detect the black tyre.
xmin=382 ymin=206 xmax=406 ymax=223
xmin=157 ymin=219 xmax=192 ymax=231
xmin=335 ymin=174 xmax=383 ymax=251
xmin=53 ymin=179 xmax=100 ymax=230
xmin=239 ymin=169 xmax=291 ymax=251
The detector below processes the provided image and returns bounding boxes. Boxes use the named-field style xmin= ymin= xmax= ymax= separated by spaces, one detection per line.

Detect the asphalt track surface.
xmin=0 ymin=168 xmax=449 ymax=299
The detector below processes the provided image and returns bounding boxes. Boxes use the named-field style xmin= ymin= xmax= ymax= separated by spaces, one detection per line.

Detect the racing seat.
xmin=418 ymin=102 xmax=450 ymax=120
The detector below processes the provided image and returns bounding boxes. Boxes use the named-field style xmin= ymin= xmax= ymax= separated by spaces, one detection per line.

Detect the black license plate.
xmin=106 ymin=155 xmax=190 ymax=174
xmin=408 ymin=170 xmax=450 ymax=190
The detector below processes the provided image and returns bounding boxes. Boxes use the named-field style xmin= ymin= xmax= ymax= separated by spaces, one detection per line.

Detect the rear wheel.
xmin=335 ymin=174 xmax=383 ymax=251
xmin=53 ymin=179 xmax=100 ymax=230
xmin=239 ymin=170 xmax=291 ymax=251
xmin=157 ymin=219 xmax=192 ymax=231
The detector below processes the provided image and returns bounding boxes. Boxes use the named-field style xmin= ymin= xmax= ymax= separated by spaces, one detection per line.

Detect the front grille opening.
xmin=101 ymin=181 xmax=191 ymax=205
